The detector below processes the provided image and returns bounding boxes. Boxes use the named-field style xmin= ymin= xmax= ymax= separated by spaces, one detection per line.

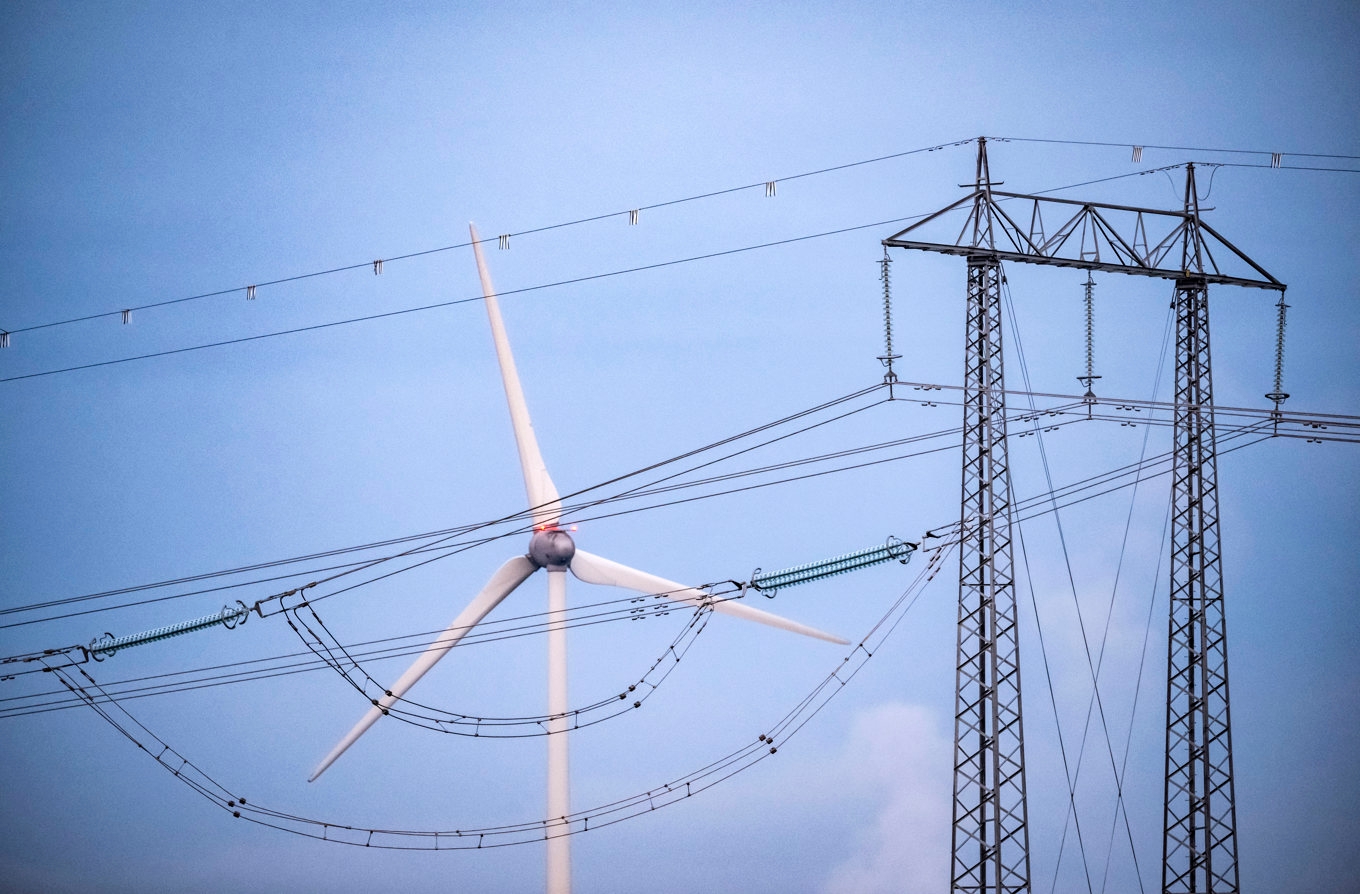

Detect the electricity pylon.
xmin=883 ymin=139 xmax=1283 ymax=893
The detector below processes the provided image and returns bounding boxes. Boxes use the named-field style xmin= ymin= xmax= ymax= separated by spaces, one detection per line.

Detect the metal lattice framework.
xmin=885 ymin=140 xmax=1281 ymax=894
xmin=1161 ymin=168 xmax=1242 ymax=894
xmin=952 ymin=253 xmax=1032 ymax=892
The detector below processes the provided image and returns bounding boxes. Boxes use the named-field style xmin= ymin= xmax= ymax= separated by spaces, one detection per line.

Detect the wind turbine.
xmin=309 ymin=224 xmax=847 ymax=894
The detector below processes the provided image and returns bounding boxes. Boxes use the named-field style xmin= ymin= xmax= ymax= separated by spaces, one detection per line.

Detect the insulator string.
xmin=876 ymin=247 xmax=901 ymax=382
xmin=1266 ymin=296 xmax=1291 ymax=414
xmin=1077 ymin=273 xmax=1101 ymax=402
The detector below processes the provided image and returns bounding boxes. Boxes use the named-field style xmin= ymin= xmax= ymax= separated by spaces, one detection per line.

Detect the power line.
xmin=0 ymin=161 xmax=1219 ymax=385
xmin=0 ymin=218 xmax=930 ymax=384
xmin=6 ymin=379 xmax=1345 ymax=629
xmin=11 ymin=142 xmax=1352 ymax=384
xmin=990 ymin=135 xmax=1360 ymax=162
xmin=11 ymin=132 xmax=1354 ymax=342
xmin=1 ymin=138 xmax=977 ymax=338
xmin=0 ymin=383 xmax=885 ymax=625
xmin=2 ymin=418 xmax=1276 ymax=715
xmin=10 ymin=133 xmax=1353 ymax=341
xmin=30 ymin=545 xmax=951 ymax=850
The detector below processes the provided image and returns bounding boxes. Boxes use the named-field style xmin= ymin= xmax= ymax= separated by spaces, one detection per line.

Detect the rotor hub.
xmin=528 ymin=527 xmax=576 ymax=570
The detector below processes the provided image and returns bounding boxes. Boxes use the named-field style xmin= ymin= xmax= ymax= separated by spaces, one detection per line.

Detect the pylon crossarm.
xmin=885 ymin=190 xmax=1284 ymax=292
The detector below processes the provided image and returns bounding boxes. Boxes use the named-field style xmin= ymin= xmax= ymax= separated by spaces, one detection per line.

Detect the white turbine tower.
xmin=309 ymin=224 xmax=847 ymax=894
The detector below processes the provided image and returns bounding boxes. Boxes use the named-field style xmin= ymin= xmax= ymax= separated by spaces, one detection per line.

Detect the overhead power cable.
xmin=5 ymin=376 xmax=1344 ymax=631
xmin=1 ymin=138 xmax=977 ymax=338
xmin=1 ymin=588 xmax=710 ymax=713
xmin=1212 ymin=162 xmax=1360 ymax=174
xmin=0 ymin=383 xmax=883 ymax=624
xmin=9 ymin=133 xmax=1353 ymax=341
xmin=3 ymin=417 xmax=1276 ymax=717
xmin=31 ymin=544 xmax=953 ymax=850
xmin=10 ymin=152 xmax=1334 ymax=385
xmin=0 ymin=218 xmax=933 ymax=384
xmin=989 ymin=135 xmax=1360 ymax=162
xmin=278 ymin=538 xmax=916 ymax=739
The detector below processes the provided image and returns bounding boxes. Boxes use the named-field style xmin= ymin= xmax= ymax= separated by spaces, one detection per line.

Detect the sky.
xmin=2 ymin=2 xmax=1357 ymax=892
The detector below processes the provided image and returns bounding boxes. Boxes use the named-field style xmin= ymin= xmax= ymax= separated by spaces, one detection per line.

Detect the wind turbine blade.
xmin=469 ymin=223 xmax=563 ymax=528
xmin=570 ymin=549 xmax=849 ymax=645
xmin=308 ymin=555 xmax=538 ymax=782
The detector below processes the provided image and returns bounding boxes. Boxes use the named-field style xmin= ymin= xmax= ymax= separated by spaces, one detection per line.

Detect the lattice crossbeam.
xmin=884 ymin=189 xmax=1283 ymax=292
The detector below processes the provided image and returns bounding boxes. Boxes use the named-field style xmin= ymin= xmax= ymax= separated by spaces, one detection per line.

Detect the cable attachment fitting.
xmin=746 ymin=569 xmax=776 ymax=599
xmin=89 ymin=632 xmax=117 ymax=661
xmin=221 ymin=600 xmax=250 ymax=630
xmin=876 ymin=247 xmax=901 ymax=383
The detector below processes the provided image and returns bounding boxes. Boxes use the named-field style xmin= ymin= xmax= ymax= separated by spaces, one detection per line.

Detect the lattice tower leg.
xmin=951 ymin=257 xmax=1031 ymax=894
xmin=1163 ymin=277 xmax=1240 ymax=893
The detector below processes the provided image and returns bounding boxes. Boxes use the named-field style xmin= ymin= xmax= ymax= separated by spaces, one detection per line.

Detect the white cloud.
xmin=820 ymin=701 xmax=952 ymax=894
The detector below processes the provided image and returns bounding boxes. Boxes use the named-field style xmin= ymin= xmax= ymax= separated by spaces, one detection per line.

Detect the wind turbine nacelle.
xmin=529 ymin=528 xmax=576 ymax=570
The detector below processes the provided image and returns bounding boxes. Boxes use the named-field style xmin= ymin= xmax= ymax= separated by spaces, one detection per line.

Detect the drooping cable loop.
xmin=286 ymin=534 xmax=916 ymax=737
xmin=282 ymin=589 xmax=719 ymax=737
xmin=36 ymin=542 xmax=953 ymax=851
xmin=0 ymin=420 xmax=1281 ymax=716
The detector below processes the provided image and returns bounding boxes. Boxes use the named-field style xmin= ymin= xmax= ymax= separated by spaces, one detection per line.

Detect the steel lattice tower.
xmin=1162 ymin=167 xmax=1240 ymax=893
xmin=953 ymin=251 xmax=1032 ymax=893
xmin=883 ymin=143 xmax=1281 ymax=894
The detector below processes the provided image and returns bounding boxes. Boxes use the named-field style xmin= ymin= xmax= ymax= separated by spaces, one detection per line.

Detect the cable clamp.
xmin=748 ymin=567 xmax=776 ymax=599
xmin=89 ymin=632 xmax=116 ymax=661
xmin=221 ymin=601 xmax=250 ymax=630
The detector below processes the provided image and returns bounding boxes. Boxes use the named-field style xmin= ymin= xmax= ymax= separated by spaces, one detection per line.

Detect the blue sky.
xmin=2 ymin=3 xmax=1357 ymax=892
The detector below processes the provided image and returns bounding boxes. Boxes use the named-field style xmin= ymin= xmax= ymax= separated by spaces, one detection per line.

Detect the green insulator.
xmin=89 ymin=602 xmax=250 ymax=659
xmin=751 ymin=537 xmax=915 ymax=595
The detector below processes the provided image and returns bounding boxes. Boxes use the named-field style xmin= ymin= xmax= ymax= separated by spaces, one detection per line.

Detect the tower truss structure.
xmin=953 ymin=249 xmax=1032 ymax=892
xmin=883 ymin=140 xmax=1282 ymax=894
xmin=1161 ymin=168 xmax=1242 ymax=893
